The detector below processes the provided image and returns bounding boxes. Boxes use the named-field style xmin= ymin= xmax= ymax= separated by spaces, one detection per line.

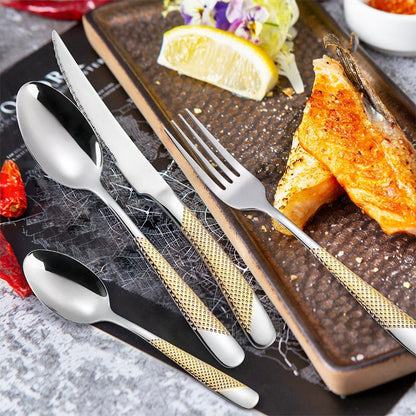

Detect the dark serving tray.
xmin=82 ymin=0 xmax=416 ymax=394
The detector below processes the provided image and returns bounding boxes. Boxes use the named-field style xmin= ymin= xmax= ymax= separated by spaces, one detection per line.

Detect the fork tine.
xmin=170 ymin=120 xmax=230 ymax=186
xmin=184 ymin=109 xmax=244 ymax=174
xmin=178 ymin=113 xmax=235 ymax=181
xmin=164 ymin=127 xmax=226 ymax=195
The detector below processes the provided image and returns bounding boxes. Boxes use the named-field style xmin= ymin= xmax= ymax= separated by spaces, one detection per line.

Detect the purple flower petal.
xmin=181 ymin=6 xmax=194 ymax=24
xmin=229 ymin=18 xmax=243 ymax=33
xmin=213 ymin=1 xmax=230 ymax=30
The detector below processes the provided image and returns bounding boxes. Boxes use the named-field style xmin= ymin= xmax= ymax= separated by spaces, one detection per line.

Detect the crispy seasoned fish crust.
xmin=298 ymin=56 xmax=416 ymax=236
xmin=273 ymin=130 xmax=344 ymax=235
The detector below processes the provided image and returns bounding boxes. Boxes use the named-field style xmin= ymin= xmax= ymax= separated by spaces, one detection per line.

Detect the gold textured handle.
xmin=182 ymin=208 xmax=254 ymax=330
xmin=136 ymin=237 xmax=245 ymax=367
xmin=137 ymin=237 xmax=229 ymax=334
xmin=150 ymin=338 xmax=259 ymax=408
xmin=312 ymin=248 xmax=416 ymax=329
xmin=181 ymin=207 xmax=276 ymax=348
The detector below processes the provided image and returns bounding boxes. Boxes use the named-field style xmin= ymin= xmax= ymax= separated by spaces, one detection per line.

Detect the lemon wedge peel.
xmin=157 ymin=25 xmax=278 ymax=101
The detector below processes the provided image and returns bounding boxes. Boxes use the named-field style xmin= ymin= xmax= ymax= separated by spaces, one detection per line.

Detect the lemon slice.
xmin=157 ymin=25 xmax=278 ymax=101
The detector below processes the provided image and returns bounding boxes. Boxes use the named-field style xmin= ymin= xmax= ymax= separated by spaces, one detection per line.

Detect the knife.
xmin=52 ymin=31 xmax=276 ymax=349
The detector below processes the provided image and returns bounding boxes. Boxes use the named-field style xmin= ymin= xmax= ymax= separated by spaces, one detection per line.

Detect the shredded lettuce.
xmin=275 ymin=41 xmax=304 ymax=94
xmin=256 ymin=0 xmax=303 ymax=93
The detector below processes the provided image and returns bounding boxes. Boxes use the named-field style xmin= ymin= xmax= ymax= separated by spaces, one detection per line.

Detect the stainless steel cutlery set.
xmin=16 ymin=31 xmax=416 ymax=409
xmin=16 ymin=32 xmax=273 ymax=409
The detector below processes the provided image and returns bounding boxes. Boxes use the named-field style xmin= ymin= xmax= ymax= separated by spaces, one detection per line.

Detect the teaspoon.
xmin=23 ymin=249 xmax=258 ymax=409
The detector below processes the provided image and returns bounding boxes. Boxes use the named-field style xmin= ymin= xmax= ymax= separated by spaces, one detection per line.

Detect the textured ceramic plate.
xmin=83 ymin=0 xmax=416 ymax=394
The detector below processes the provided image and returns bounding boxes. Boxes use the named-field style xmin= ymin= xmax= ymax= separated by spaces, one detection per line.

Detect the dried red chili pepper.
xmin=0 ymin=230 xmax=32 ymax=297
xmin=0 ymin=159 xmax=27 ymax=218
xmin=0 ymin=0 xmax=115 ymax=20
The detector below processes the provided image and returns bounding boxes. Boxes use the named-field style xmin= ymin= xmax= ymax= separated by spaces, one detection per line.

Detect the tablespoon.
xmin=22 ymin=249 xmax=259 ymax=409
xmin=16 ymin=81 xmax=244 ymax=368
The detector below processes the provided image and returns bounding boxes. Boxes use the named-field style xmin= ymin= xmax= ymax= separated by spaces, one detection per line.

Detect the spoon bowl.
xmin=22 ymin=249 xmax=258 ymax=409
xmin=16 ymin=82 xmax=103 ymax=190
xmin=23 ymin=249 xmax=109 ymax=324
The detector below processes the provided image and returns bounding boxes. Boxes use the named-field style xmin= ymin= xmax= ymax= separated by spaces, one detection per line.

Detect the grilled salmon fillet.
xmin=273 ymin=130 xmax=344 ymax=235
xmin=297 ymin=55 xmax=416 ymax=235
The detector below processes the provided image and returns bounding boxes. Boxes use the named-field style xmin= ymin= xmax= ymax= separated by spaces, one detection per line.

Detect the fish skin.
xmin=297 ymin=56 xmax=416 ymax=236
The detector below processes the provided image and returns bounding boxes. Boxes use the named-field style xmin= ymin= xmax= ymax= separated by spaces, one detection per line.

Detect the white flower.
xmin=181 ymin=0 xmax=218 ymax=26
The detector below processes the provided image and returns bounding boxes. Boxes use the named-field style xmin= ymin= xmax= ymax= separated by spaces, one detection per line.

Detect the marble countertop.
xmin=1 ymin=1 xmax=416 ymax=415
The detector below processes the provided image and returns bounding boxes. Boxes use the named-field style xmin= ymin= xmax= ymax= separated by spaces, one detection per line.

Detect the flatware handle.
xmin=96 ymin=183 xmax=244 ymax=368
xmin=267 ymin=205 xmax=416 ymax=355
xmin=136 ymin=237 xmax=245 ymax=368
xmin=150 ymin=337 xmax=259 ymax=409
xmin=181 ymin=207 xmax=276 ymax=349
xmin=311 ymin=247 xmax=416 ymax=354
xmin=109 ymin=312 xmax=258 ymax=409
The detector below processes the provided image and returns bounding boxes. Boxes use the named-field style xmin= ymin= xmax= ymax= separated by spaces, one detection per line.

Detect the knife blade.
xmin=52 ymin=30 xmax=276 ymax=349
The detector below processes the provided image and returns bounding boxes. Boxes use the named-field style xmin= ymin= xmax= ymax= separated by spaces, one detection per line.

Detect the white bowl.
xmin=343 ymin=0 xmax=416 ymax=56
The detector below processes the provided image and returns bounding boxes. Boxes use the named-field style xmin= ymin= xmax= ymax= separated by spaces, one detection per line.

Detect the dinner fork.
xmin=165 ymin=109 xmax=416 ymax=357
